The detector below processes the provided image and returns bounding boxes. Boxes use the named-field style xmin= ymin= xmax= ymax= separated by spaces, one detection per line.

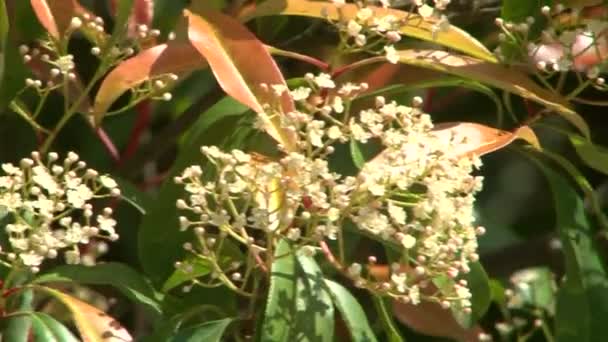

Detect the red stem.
xmin=119 ymin=101 xmax=151 ymax=167
xmin=95 ymin=127 xmax=120 ymax=163
xmin=423 ymin=88 xmax=436 ymax=113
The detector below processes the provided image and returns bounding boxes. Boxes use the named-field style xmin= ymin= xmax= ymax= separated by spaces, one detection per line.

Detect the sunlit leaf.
xmin=36 ymin=286 xmax=133 ymax=342
xmin=324 ymin=280 xmax=378 ymax=342
xmin=432 ymin=122 xmax=540 ymax=158
xmin=184 ymin=8 xmax=297 ymax=151
xmin=531 ymin=159 xmax=608 ymax=341
xmin=295 ymin=251 xmax=335 ymax=342
xmin=93 ymin=42 xmax=206 ymax=123
xmin=262 ymin=239 xmax=296 ymax=341
xmin=389 ymin=50 xmax=587 ymax=137
xmin=237 ymin=0 xmax=496 ymax=62
xmin=34 ymin=262 xmax=162 ymax=314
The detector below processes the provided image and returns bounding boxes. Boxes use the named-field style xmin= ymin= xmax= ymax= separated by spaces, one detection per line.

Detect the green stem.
xmin=372 ymin=295 xmax=405 ymax=342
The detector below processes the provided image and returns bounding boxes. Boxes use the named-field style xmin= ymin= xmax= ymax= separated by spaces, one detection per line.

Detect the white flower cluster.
xmin=329 ymin=0 xmax=451 ymax=64
xmin=176 ymin=73 xmax=483 ymax=309
xmin=0 ymin=152 xmax=121 ymax=272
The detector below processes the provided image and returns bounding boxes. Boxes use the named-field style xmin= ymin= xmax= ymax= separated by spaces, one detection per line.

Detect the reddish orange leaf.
xmin=93 ymin=42 xmax=206 ymax=123
xmin=393 ymin=300 xmax=484 ymax=342
xmin=30 ymin=0 xmax=90 ymax=39
xmin=184 ymin=9 xmax=297 ymax=151
xmin=37 ymin=286 xmax=133 ymax=342
xmin=432 ymin=123 xmax=540 ymax=158
xmin=237 ymin=0 xmax=496 ymax=62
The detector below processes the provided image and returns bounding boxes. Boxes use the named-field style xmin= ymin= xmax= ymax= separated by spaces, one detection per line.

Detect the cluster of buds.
xmin=175 ymin=72 xmax=484 ymax=311
xmin=0 ymin=152 xmax=121 ymax=273
xmin=495 ymin=4 xmax=607 ymax=92
xmin=328 ymin=0 xmax=450 ymax=64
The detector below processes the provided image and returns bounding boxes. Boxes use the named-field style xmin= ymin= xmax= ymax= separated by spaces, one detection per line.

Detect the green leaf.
xmin=34 ymin=313 xmax=79 ymax=342
xmin=114 ymin=177 xmax=152 ymax=215
xmin=262 ymin=239 xmax=296 ymax=341
xmin=509 ymin=267 xmax=556 ymax=313
xmin=502 ymin=0 xmax=553 ymax=22
xmin=569 ymin=134 xmax=608 ymax=176
xmin=372 ymin=295 xmax=404 ymax=342
xmin=34 ymin=262 xmax=162 ymax=314
xmin=3 ymin=289 xmax=34 ymax=342
xmin=295 ymin=251 xmax=335 ymax=342
xmin=31 ymin=313 xmax=79 ymax=342
xmin=460 ymin=262 xmax=492 ymax=326
xmin=350 ymin=140 xmax=366 ymax=169
xmin=138 ymin=97 xmax=251 ymax=286
xmin=537 ymin=148 xmax=608 ymax=231
xmin=324 ymin=280 xmax=378 ymax=342
xmin=531 ymin=159 xmax=608 ymax=342
xmin=171 ymin=318 xmax=233 ymax=342
xmin=163 ymin=257 xmax=212 ymax=292
xmin=111 ymin=0 xmax=134 ymax=39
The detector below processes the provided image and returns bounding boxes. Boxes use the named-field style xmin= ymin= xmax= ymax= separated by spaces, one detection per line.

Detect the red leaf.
xmin=184 ymin=9 xmax=297 ymax=151
xmin=30 ymin=0 xmax=90 ymax=39
xmin=431 ymin=123 xmax=540 ymax=158
xmin=93 ymin=42 xmax=206 ymax=123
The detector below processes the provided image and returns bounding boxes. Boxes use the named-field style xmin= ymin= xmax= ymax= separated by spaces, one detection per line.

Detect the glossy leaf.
xmin=238 ymin=0 xmax=496 ymax=62
xmin=324 ymin=280 xmax=378 ymax=342
xmin=184 ymin=9 xmax=297 ymax=151
xmin=569 ymin=134 xmax=608 ymax=176
xmin=432 ymin=122 xmax=540 ymax=158
xmin=34 ymin=262 xmax=162 ymax=314
xmin=262 ymin=239 xmax=296 ymax=341
xmin=162 ymin=257 xmax=212 ymax=292
xmin=93 ymin=42 xmax=206 ymax=123
xmin=170 ymin=318 xmax=233 ymax=342
xmin=295 ymin=251 xmax=335 ymax=342
xmin=532 ymin=160 xmax=608 ymax=342
xmin=138 ymin=97 xmax=251 ymax=285
xmin=390 ymin=50 xmax=587 ymax=137
xmin=29 ymin=0 xmax=88 ymax=39
xmin=31 ymin=312 xmax=80 ymax=342
xmin=36 ymin=286 xmax=133 ymax=342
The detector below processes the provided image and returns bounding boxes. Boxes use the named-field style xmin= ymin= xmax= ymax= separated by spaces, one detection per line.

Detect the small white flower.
xmin=384 ymin=45 xmax=400 ymax=64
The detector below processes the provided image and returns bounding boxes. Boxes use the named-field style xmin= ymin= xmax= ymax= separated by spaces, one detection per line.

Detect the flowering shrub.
xmin=0 ymin=0 xmax=607 ymax=341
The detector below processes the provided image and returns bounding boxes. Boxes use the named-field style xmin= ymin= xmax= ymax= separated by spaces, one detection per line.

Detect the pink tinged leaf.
xmin=37 ymin=286 xmax=133 ymax=342
xmin=431 ymin=123 xmax=540 ymax=158
xmin=30 ymin=0 xmax=91 ymax=39
xmin=93 ymin=42 xmax=207 ymax=123
xmin=183 ymin=9 xmax=297 ymax=151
